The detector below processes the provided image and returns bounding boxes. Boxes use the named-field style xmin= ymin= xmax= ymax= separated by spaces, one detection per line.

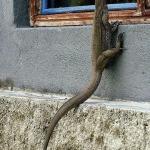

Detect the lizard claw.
xmin=118 ymin=32 xmax=124 ymax=42
xmin=111 ymin=21 xmax=120 ymax=32
xmin=73 ymin=104 xmax=80 ymax=113
xmin=111 ymin=21 xmax=120 ymax=26
xmin=118 ymin=32 xmax=124 ymax=49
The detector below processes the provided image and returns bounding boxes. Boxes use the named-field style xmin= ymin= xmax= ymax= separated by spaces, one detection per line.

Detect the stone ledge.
xmin=0 ymin=90 xmax=150 ymax=150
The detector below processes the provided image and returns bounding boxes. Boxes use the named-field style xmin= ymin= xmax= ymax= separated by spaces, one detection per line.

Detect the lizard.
xmin=43 ymin=0 xmax=124 ymax=149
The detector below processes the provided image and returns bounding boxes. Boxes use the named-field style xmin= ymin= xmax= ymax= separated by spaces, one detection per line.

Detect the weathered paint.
xmin=33 ymin=10 xmax=150 ymax=27
xmin=29 ymin=0 xmax=150 ymax=26
xmin=29 ymin=0 xmax=37 ymax=26
xmin=137 ymin=0 xmax=150 ymax=15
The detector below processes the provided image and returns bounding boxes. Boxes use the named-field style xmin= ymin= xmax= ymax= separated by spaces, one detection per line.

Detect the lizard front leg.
xmin=111 ymin=21 xmax=120 ymax=33
xmin=96 ymin=32 xmax=124 ymax=69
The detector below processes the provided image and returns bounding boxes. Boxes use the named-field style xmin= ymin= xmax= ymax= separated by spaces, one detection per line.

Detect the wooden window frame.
xmin=29 ymin=0 xmax=150 ymax=27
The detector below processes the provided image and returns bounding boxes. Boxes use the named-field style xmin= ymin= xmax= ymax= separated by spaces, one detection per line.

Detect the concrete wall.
xmin=0 ymin=0 xmax=150 ymax=101
xmin=0 ymin=90 xmax=150 ymax=150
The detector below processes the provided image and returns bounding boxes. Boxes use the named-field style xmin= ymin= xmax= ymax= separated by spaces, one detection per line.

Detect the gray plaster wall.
xmin=0 ymin=0 xmax=150 ymax=101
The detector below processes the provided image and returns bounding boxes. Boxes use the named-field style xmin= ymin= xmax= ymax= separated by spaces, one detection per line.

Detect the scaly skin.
xmin=43 ymin=0 xmax=123 ymax=149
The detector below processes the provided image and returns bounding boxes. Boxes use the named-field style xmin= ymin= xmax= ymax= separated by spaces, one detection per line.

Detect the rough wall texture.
xmin=0 ymin=1 xmax=150 ymax=150
xmin=0 ymin=0 xmax=150 ymax=101
xmin=0 ymin=90 xmax=150 ymax=150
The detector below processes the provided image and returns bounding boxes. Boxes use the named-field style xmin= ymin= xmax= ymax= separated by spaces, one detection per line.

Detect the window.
xmin=29 ymin=0 xmax=150 ymax=26
xmin=42 ymin=0 xmax=137 ymax=14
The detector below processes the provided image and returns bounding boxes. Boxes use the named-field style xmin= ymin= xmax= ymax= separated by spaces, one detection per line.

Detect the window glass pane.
xmin=47 ymin=0 xmax=94 ymax=8
xmin=107 ymin=0 xmax=136 ymax=4
xmin=47 ymin=0 xmax=137 ymax=8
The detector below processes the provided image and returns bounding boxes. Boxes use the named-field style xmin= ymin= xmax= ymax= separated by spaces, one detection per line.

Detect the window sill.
xmin=30 ymin=10 xmax=150 ymax=27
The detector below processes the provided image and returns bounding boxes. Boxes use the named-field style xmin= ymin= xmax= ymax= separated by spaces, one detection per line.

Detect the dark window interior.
xmin=107 ymin=0 xmax=136 ymax=4
xmin=47 ymin=0 xmax=137 ymax=8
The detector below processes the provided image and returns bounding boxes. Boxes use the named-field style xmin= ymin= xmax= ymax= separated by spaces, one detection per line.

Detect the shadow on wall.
xmin=13 ymin=0 xmax=30 ymax=27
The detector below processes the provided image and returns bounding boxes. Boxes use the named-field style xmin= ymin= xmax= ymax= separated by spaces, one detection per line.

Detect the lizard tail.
xmin=43 ymin=70 xmax=102 ymax=150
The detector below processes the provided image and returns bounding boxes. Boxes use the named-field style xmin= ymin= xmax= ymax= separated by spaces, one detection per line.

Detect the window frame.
xmin=29 ymin=0 xmax=150 ymax=27
xmin=41 ymin=1 xmax=137 ymax=14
